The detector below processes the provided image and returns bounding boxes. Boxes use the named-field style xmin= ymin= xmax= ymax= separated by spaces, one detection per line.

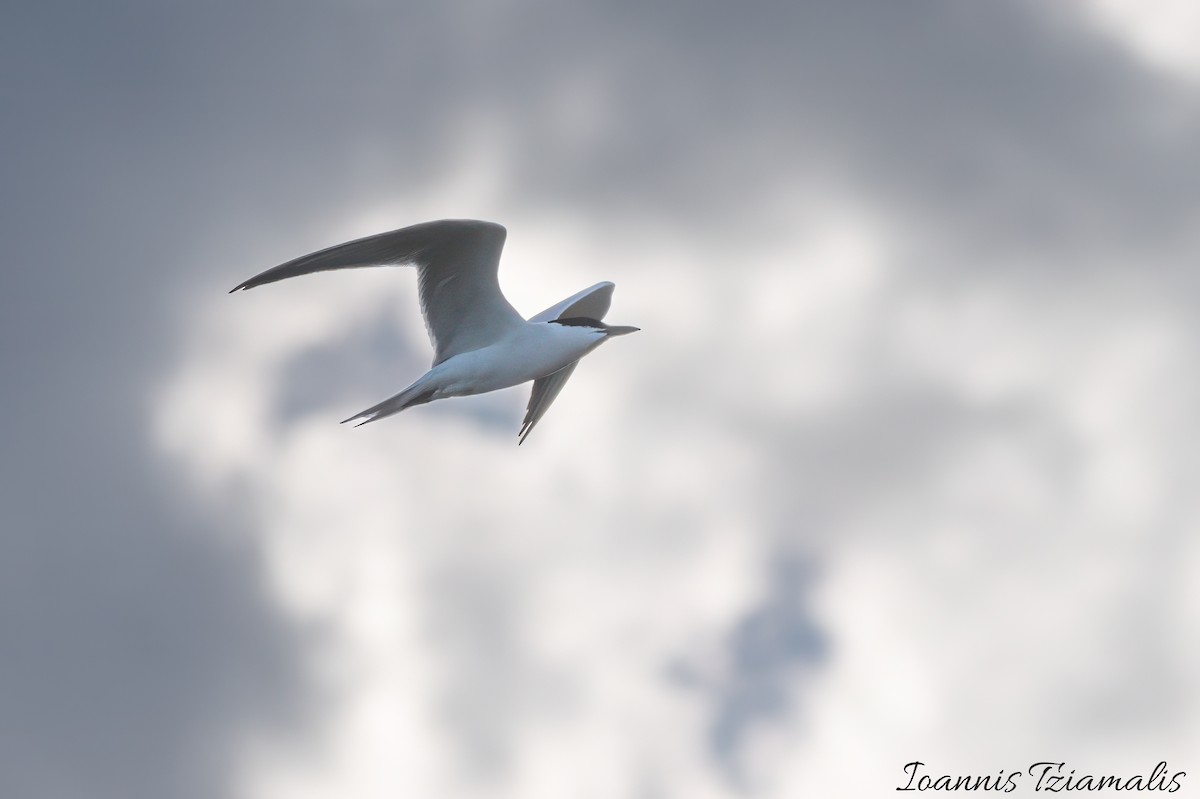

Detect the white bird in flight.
xmin=230 ymin=219 xmax=639 ymax=444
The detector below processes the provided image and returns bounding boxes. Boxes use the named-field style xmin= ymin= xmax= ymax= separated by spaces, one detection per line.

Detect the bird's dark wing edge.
xmin=519 ymin=362 xmax=579 ymax=445
xmin=228 ymin=219 xmax=506 ymax=293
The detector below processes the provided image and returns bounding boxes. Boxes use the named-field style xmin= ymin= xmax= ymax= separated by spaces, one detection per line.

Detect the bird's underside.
xmin=230 ymin=219 xmax=628 ymax=444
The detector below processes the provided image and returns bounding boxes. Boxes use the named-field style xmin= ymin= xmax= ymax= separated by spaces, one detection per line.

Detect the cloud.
xmin=4 ymin=0 xmax=1199 ymax=797
xmin=1081 ymin=0 xmax=1200 ymax=82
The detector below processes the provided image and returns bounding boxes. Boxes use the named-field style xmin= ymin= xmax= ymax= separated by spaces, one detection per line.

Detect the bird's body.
xmin=230 ymin=219 xmax=637 ymax=443
xmin=427 ymin=322 xmax=608 ymax=397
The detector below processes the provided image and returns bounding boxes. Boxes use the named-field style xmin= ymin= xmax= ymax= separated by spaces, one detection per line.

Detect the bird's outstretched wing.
xmin=527 ymin=281 xmax=614 ymax=324
xmin=230 ymin=219 xmax=523 ymax=365
xmin=519 ymin=363 xmax=577 ymax=445
xmin=519 ymin=282 xmax=616 ymax=444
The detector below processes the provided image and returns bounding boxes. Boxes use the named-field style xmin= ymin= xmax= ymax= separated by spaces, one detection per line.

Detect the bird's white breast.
xmin=433 ymin=322 xmax=605 ymax=397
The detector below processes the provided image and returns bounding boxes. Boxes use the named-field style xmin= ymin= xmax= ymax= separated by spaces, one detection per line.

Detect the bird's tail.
xmin=341 ymin=377 xmax=438 ymax=427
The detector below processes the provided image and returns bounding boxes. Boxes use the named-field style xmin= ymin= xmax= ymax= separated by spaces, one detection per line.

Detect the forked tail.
xmin=341 ymin=377 xmax=437 ymax=427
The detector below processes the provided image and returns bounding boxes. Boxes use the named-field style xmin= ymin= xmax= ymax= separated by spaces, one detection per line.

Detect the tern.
xmin=230 ymin=219 xmax=638 ymax=443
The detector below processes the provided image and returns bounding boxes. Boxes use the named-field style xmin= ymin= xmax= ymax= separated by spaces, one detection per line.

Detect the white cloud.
xmin=1081 ymin=0 xmax=1200 ymax=82
xmin=155 ymin=156 xmax=1200 ymax=794
xmin=149 ymin=4 xmax=1200 ymax=796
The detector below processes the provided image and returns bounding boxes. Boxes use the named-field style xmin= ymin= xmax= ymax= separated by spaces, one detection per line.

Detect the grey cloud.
xmin=674 ymin=557 xmax=827 ymax=781
xmin=0 ymin=440 xmax=310 ymax=799
xmin=275 ymin=307 xmax=428 ymax=426
xmin=460 ymin=0 xmax=1200 ymax=270
xmin=4 ymin=0 xmax=1198 ymax=796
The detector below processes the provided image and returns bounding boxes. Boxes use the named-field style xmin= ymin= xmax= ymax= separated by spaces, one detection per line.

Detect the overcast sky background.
xmin=3 ymin=1 xmax=1199 ymax=797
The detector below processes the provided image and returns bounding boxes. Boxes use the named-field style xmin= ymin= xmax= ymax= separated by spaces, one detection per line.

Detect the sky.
xmin=2 ymin=1 xmax=1199 ymax=797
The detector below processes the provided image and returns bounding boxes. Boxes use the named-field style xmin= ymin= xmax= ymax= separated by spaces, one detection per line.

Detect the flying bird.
xmin=230 ymin=219 xmax=638 ymax=443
